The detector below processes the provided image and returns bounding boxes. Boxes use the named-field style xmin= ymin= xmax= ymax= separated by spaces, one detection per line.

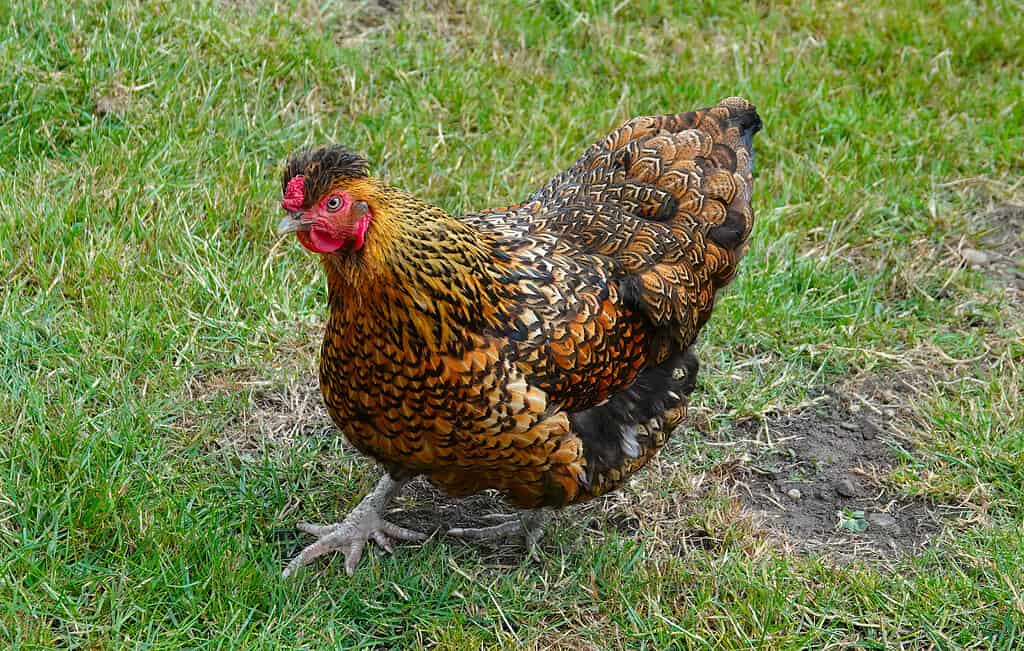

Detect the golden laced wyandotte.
xmin=276 ymin=97 xmax=761 ymax=576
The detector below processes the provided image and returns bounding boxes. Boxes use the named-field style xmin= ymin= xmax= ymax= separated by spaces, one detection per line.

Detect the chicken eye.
xmin=325 ymin=196 xmax=343 ymax=212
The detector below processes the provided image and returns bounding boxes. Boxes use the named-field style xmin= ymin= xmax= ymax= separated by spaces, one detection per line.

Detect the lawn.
xmin=2 ymin=0 xmax=1022 ymax=648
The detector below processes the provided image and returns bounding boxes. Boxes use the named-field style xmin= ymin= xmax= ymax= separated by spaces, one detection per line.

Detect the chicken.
xmin=276 ymin=97 xmax=761 ymax=576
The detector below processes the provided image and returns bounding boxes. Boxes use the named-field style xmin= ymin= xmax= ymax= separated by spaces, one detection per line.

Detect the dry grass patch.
xmin=175 ymin=325 xmax=335 ymax=461
xmin=178 ymin=367 xmax=331 ymax=460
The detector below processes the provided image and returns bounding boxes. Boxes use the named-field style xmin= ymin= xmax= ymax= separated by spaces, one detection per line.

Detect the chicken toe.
xmin=283 ymin=474 xmax=425 ymax=577
xmin=447 ymin=510 xmax=548 ymax=547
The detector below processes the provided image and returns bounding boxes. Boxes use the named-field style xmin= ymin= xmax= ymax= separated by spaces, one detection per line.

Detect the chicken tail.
xmin=550 ymin=99 xmax=762 ymax=502
xmin=605 ymin=97 xmax=761 ymax=284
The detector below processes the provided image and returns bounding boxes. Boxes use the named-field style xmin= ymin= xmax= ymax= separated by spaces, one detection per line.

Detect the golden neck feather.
xmin=320 ymin=179 xmax=511 ymax=351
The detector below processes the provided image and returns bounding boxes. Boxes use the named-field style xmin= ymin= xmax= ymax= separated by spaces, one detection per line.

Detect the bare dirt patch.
xmin=731 ymin=381 xmax=964 ymax=559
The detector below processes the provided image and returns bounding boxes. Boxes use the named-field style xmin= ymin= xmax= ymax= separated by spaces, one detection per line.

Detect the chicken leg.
xmin=283 ymin=473 xmax=426 ymax=577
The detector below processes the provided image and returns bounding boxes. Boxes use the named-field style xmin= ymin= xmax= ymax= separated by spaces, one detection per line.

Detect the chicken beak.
xmin=277 ymin=211 xmax=310 ymax=235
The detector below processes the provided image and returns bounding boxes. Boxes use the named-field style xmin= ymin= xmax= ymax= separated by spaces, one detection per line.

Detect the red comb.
xmin=282 ymin=175 xmax=305 ymax=211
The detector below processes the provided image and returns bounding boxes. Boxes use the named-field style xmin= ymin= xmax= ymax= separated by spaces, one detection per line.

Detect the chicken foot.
xmin=283 ymin=473 xmax=425 ymax=577
xmin=447 ymin=509 xmax=549 ymax=548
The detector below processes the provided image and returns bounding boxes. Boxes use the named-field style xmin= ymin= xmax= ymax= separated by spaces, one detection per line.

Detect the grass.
xmin=2 ymin=0 xmax=1023 ymax=647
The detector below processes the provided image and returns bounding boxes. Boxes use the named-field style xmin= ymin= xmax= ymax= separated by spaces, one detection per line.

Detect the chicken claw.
xmin=283 ymin=474 xmax=425 ymax=577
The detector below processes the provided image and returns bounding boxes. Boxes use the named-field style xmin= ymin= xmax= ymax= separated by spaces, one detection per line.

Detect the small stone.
xmin=868 ymin=513 xmax=898 ymax=528
xmin=961 ymin=248 xmax=991 ymax=268
xmin=835 ymin=479 xmax=858 ymax=497
xmin=839 ymin=421 xmax=858 ymax=432
xmin=787 ymin=488 xmax=802 ymax=501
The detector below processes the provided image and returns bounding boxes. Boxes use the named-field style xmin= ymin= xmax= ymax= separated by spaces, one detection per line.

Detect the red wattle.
xmin=302 ymin=224 xmax=345 ymax=253
xmin=292 ymin=207 xmax=373 ymax=254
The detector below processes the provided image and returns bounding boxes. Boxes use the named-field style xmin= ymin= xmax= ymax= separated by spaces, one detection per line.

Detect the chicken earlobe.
xmin=282 ymin=473 xmax=426 ymax=577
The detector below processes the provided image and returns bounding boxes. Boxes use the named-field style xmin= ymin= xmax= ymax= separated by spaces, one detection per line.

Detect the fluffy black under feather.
xmin=571 ymin=348 xmax=698 ymax=481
